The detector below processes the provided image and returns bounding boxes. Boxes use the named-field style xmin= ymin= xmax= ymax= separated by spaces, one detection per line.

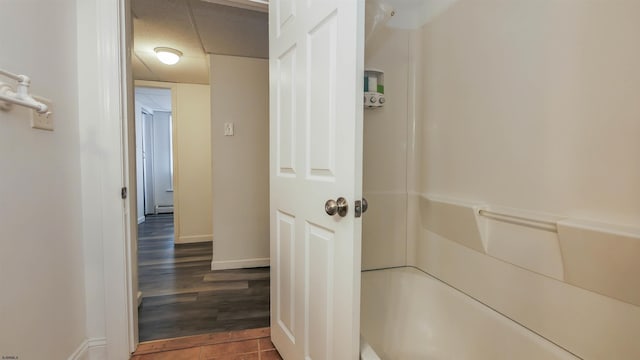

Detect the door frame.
xmin=90 ymin=0 xmax=364 ymax=358
xmin=140 ymin=109 xmax=155 ymax=215
xmin=88 ymin=0 xmax=137 ymax=357
xmin=134 ymin=81 xmax=180 ymax=237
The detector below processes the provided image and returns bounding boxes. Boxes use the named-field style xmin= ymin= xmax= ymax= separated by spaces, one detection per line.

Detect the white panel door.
xmin=269 ymin=0 xmax=364 ymax=359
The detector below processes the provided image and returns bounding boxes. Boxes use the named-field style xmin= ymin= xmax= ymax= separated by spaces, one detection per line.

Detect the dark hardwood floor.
xmin=138 ymin=214 xmax=270 ymax=342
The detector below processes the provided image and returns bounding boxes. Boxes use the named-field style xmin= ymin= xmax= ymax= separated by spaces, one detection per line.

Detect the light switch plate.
xmin=31 ymin=96 xmax=54 ymax=131
xmin=224 ymin=122 xmax=234 ymax=136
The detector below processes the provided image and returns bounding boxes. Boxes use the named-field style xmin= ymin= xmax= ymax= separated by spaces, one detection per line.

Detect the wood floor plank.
xmin=134 ymin=328 xmax=271 ymax=355
xmin=142 ymin=282 xmax=250 ymax=298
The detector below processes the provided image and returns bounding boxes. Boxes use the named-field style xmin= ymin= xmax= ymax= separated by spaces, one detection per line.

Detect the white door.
xmin=269 ymin=1 xmax=365 ymax=359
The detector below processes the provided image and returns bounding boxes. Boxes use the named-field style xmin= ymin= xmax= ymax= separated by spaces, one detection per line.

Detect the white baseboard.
xmin=137 ymin=216 xmax=145 ymax=224
xmin=68 ymin=338 xmax=107 ymax=360
xmin=176 ymin=234 xmax=213 ymax=244
xmin=155 ymin=204 xmax=174 ymax=213
xmin=68 ymin=339 xmax=88 ymax=360
xmin=87 ymin=338 xmax=107 ymax=360
xmin=211 ymin=257 xmax=270 ymax=270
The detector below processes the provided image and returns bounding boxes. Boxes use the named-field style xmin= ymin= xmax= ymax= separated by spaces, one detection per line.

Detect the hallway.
xmin=138 ymin=214 xmax=270 ymax=341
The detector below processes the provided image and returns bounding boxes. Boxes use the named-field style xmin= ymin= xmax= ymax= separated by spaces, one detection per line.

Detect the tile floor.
xmin=131 ymin=327 xmax=282 ymax=359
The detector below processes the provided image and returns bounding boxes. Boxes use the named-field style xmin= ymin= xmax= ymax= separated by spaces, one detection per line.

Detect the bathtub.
xmin=360 ymin=267 xmax=579 ymax=360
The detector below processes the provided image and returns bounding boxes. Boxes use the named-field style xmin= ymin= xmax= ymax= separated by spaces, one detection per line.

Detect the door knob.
xmin=362 ymin=197 xmax=368 ymax=213
xmin=325 ymin=197 xmax=348 ymax=217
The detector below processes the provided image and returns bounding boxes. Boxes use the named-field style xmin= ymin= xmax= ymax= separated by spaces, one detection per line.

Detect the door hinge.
xmin=121 ymin=187 xmax=128 ymax=199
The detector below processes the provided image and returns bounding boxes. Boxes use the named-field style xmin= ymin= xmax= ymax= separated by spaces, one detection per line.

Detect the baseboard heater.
xmin=155 ymin=204 xmax=174 ymax=214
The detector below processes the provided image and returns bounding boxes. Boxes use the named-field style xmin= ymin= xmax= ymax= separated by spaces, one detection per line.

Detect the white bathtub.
xmin=360 ymin=267 xmax=580 ymax=360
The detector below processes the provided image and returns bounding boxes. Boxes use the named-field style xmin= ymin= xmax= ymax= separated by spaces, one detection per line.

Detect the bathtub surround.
xmin=383 ymin=0 xmax=640 ymax=358
xmin=410 ymin=196 xmax=640 ymax=359
xmin=363 ymin=0 xmax=640 ymax=358
xmin=210 ymin=55 xmax=270 ymax=270
xmin=362 ymin=27 xmax=411 ymax=270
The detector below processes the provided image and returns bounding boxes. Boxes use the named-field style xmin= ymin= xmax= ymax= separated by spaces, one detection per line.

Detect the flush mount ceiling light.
xmin=154 ymin=47 xmax=183 ymax=65
xmin=248 ymin=0 xmax=269 ymax=4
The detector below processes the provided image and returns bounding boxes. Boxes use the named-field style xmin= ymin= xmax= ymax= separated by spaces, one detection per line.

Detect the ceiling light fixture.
xmin=248 ymin=0 xmax=269 ymax=4
xmin=154 ymin=47 xmax=183 ymax=65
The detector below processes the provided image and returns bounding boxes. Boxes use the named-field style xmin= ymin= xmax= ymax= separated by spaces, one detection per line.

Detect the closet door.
xmin=269 ymin=0 xmax=365 ymax=359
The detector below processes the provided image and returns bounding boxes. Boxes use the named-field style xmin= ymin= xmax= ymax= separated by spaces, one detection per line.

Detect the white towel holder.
xmin=0 ymin=68 xmax=50 ymax=115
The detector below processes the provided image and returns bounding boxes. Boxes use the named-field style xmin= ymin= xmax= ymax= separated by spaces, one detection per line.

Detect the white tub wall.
xmin=416 ymin=0 xmax=640 ymax=225
xmin=362 ymin=27 xmax=411 ymax=270
xmin=361 ymin=268 xmax=581 ymax=360
xmin=407 ymin=0 xmax=640 ymax=359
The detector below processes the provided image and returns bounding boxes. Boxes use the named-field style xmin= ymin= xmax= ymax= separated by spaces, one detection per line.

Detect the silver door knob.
xmin=325 ymin=197 xmax=348 ymax=217
xmin=362 ymin=197 xmax=368 ymax=213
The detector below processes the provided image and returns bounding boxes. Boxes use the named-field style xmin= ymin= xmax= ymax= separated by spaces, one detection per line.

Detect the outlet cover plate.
xmin=31 ymin=96 xmax=54 ymax=131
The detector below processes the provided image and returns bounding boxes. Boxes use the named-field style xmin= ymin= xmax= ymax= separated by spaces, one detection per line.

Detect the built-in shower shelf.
xmin=419 ymin=195 xmax=640 ymax=306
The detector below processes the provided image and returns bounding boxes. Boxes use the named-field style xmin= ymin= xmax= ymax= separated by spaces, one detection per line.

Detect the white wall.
xmin=0 ymin=1 xmax=87 ymax=359
xmin=210 ymin=55 xmax=269 ymax=269
xmin=409 ymin=0 xmax=640 ymax=358
xmin=174 ymin=83 xmax=213 ymax=243
xmin=362 ymin=27 xmax=411 ymax=270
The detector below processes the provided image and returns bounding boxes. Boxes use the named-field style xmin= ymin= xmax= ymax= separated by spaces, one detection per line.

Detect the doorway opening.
xmin=130 ymin=0 xmax=271 ymax=345
xmin=135 ymin=86 xmax=174 ymax=222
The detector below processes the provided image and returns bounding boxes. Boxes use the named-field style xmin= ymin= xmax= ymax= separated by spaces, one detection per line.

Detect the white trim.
xmin=94 ymin=0 xmax=136 ymax=357
xmin=138 ymin=216 xmax=145 ymax=224
xmin=176 ymin=234 xmax=213 ymax=243
xmin=155 ymin=204 xmax=174 ymax=213
xmin=211 ymin=257 xmax=270 ymax=270
xmin=67 ymin=339 xmax=88 ymax=360
xmin=67 ymin=338 xmax=107 ymax=360
xmin=87 ymin=338 xmax=108 ymax=360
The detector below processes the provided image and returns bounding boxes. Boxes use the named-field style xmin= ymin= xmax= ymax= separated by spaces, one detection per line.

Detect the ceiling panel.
xmin=135 ymin=87 xmax=173 ymax=112
xmin=135 ymin=50 xmax=210 ymax=84
xmin=190 ymin=1 xmax=268 ymax=59
xmin=200 ymin=0 xmax=268 ymax=13
xmin=132 ymin=0 xmax=268 ymax=85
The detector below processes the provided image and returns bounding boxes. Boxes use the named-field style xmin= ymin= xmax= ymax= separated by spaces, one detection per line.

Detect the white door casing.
xmin=269 ymin=1 xmax=365 ymax=359
xmin=142 ymin=111 xmax=156 ymax=215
